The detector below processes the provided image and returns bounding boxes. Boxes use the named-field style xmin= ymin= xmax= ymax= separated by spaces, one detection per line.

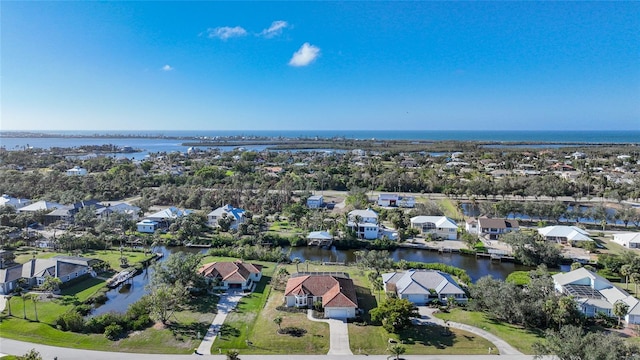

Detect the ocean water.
xmin=1 ymin=130 xmax=638 ymax=160
xmin=2 ymin=129 xmax=640 ymax=143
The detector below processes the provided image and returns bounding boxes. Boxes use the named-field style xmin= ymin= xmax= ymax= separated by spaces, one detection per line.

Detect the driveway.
xmin=307 ymin=310 xmax=353 ymax=355
xmin=196 ymin=291 xmax=244 ymax=355
xmin=414 ymin=307 xmax=523 ymax=356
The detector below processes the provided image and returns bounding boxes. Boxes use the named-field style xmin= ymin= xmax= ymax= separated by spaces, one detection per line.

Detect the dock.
xmin=107 ymin=270 xmax=136 ymax=289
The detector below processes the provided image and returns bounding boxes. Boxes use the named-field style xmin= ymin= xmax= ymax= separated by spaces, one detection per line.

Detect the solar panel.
xmin=563 ymin=284 xmax=602 ymax=299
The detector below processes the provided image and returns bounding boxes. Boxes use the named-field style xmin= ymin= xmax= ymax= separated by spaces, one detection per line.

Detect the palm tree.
xmin=621 ymin=264 xmax=632 ymax=290
xmin=5 ymin=294 xmax=12 ymax=317
xmin=631 ymin=273 xmax=640 ymax=295
xmin=21 ymin=293 xmax=28 ymax=319
xmin=292 ymin=258 xmax=301 ymax=273
xmin=388 ymin=344 xmax=406 ymax=360
xmin=273 ymin=316 xmax=283 ymax=333
xmin=614 ymin=301 xmax=630 ymax=328
xmin=31 ymin=294 xmax=39 ymax=322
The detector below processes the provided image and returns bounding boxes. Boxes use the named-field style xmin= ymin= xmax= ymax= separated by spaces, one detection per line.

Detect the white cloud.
xmin=260 ymin=20 xmax=289 ymax=38
xmin=162 ymin=64 xmax=174 ymax=72
xmin=207 ymin=26 xmax=247 ymax=40
xmin=288 ymin=42 xmax=320 ymax=67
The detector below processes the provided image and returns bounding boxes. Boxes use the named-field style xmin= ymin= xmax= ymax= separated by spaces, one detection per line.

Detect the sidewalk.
xmin=196 ymin=292 xmax=244 ymax=355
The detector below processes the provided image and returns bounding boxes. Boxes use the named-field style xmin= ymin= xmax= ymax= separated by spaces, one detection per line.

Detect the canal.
xmin=92 ymin=245 xmax=565 ymax=316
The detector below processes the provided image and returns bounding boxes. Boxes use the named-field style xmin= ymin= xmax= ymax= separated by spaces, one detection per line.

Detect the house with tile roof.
xmin=284 ymin=272 xmax=359 ymax=319
xmin=198 ymin=260 xmax=262 ymax=291
xmin=207 ymin=204 xmax=246 ymax=230
xmin=553 ymin=267 xmax=640 ymax=324
xmin=382 ymin=270 xmax=467 ymax=305
xmin=410 ymin=216 xmax=458 ymax=240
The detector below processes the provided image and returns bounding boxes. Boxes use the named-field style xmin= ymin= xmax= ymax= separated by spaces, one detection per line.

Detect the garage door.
xmin=328 ymin=309 xmax=348 ymax=318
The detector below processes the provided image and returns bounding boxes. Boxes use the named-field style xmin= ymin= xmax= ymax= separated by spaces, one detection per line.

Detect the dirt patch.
xmin=153 ymin=321 xmax=167 ymax=330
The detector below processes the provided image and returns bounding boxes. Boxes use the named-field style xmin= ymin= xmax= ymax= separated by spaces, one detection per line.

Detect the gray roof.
xmin=383 ymin=270 xmax=465 ymax=296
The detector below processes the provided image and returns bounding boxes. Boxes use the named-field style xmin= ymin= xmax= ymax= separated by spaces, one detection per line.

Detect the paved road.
xmin=0 ymin=338 xmax=547 ymax=360
xmin=415 ymin=307 xmax=523 ymax=356
xmin=196 ymin=292 xmax=244 ymax=355
xmin=306 ymin=310 xmax=353 ymax=355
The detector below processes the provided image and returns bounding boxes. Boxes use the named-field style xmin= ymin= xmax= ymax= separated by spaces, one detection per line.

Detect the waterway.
xmin=91 ymin=244 xmax=548 ymax=316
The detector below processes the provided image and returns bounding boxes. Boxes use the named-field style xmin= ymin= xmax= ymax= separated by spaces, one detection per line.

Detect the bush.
xmin=55 ymin=310 xmax=86 ymax=332
xmin=104 ymin=323 xmax=123 ymax=340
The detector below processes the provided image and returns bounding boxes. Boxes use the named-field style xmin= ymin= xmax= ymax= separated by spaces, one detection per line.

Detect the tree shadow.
xmin=353 ymin=284 xmax=376 ymax=323
xmin=398 ymin=324 xmax=455 ymax=349
xmin=168 ymin=321 xmax=210 ymax=341
xmin=187 ymin=293 xmax=219 ymax=313
xmin=219 ymin=323 xmax=240 ymax=339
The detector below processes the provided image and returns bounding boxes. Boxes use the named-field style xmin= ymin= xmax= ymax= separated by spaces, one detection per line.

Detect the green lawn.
xmin=435 ymin=309 xmax=544 ymax=354
xmin=438 ymin=198 xmax=464 ymax=221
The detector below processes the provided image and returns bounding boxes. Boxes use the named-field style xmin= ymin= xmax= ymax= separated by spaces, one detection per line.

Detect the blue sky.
xmin=2 ymin=1 xmax=639 ymax=131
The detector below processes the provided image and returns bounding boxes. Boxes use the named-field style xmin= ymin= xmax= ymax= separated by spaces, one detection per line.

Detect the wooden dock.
xmin=107 ymin=270 xmax=136 ymax=289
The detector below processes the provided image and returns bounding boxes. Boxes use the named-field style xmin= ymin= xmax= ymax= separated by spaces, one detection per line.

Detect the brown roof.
xmin=198 ymin=260 xmax=262 ymax=282
xmin=284 ymin=274 xmax=358 ymax=308
xmin=478 ymin=217 xmax=519 ymax=229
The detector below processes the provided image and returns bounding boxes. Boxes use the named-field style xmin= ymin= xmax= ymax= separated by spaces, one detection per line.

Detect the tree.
xmin=31 ymin=294 xmax=39 ymax=322
xmin=16 ymin=349 xmax=42 ymax=360
xmin=151 ymin=251 xmax=204 ymax=289
xmin=388 ymin=344 xmax=406 ymax=360
xmin=631 ymin=272 xmax=640 ymax=295
xmin=40 ymin=276 xmax=62 ymax=297
xmin=273 ymin=315 xmax=283 ymax=332
xmin=533 ymin=325 xmax=638 ymax=360
xmin=146 ymin=283 xmax=185 ymax=324
xmin=370 ymin=297 xmax=418 ymax=333
xmin=613 ymin=301 xmax=630 ymax=327
xmin=354 ymin=250 xmax=394 ymax=276
xmin=501 ymin=231 xmax=562 ymax=267
xmin=621 ymin=264 xmax=633 ymax=290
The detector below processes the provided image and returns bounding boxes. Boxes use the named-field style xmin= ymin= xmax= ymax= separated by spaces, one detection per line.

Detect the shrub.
xmin=104 ymin=323 xmax=123 ymax=341
xmin=55 ymin=310 xmax=85 ymax=332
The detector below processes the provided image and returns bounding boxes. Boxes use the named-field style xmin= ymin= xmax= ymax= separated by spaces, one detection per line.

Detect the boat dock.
xmin=107 ymin=270 xmax=137 ymax=288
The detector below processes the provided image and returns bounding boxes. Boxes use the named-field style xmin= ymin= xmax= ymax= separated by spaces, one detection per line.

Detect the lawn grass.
xmin=435 ymin=308 xmax=544 ymax=354
xmin=438 ymin=198 xmax=464 ymax=221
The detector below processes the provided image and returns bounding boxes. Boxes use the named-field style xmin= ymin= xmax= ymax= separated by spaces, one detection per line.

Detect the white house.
xmin=613 ymin=233 xmax=640 ymax=249
xmin=382 ymin=270 xmax=467 ymax=305
xmin=348 ymin=208 xmax=379 ymax=240
xmin=0 ymin=194 xmax=31 ymax=210
xmin=284 ymin=272 xmax=358 ymax=319
xmin=465 ymin=218 xmax=479 ymax=235
xmin=146 ymin=207 xmax=193 ymax=228
xmin=538 ymin=226 xmax=593 ymax=244
xmin=553 ymin=268 xmax=640 ymax=324
xmin=410 ymin=216 xmax=458 ymax=240
xmin=306 ymin=195 xmax=324 ymax=209
xmin=198 ymin=260 xmax=262 ymax=291
xmin=377 ymin=194 xmax=416 ymax=208
xmin=66 ymin=166 xmax=88 ymax=176
xmin=136 ymin=219 xmax=159 ymax=233
xmin=17 ymin=200 xmax=64 ymax=213
xmin=207 ymin=204 xmax=246 ymax=229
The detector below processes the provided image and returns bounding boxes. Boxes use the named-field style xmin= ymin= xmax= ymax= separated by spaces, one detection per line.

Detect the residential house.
xmin=538 ymin=225 xmax=593 ymax=245
xmin=17 ymin=200 xmax=64 ymax=214
xmin=477 ymin=218 xmax=519 ymax=240
xmin=613 ymin=233 xmax=640 ymax=249
xmin=136 ymin=219 xmax=160 ymax=233
xmin=0 ymin=256 xmax=98 ymax=295
xmin=465 ymin=218 xmax=479 ymax=235
xmin=0 ymin=194 xmax=31 ymax=210
xmin=284 ymin=272 xmax=359 ymax=319
xmin=382 ymin=270 xmax=467 ymax=305
xmin=307 ymin=231 xmax=333 ymax=246
xmin=410 ymin=216 xmax=458 ymax=240
xmin=198 ymin=260 xmax=262 ymax=291
xmin=103 ymin=203 xmax=141 ymax=220
xmin=207 ymin=204 xmax=246 ymax=229
xmin=348 ymin=208 xmax=379 ymax=240
xmin=306 ymin=195 xmax=324 ymax=209
xmin=146 ymin=207 xmax=193 ymax=228
xmin=377 ymin=194 xmax=416 ymax=208
xmin=66 ymin=166 xmax=88 ymax=176
xmin=553 ymin=268 xmax=640 ymax=324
